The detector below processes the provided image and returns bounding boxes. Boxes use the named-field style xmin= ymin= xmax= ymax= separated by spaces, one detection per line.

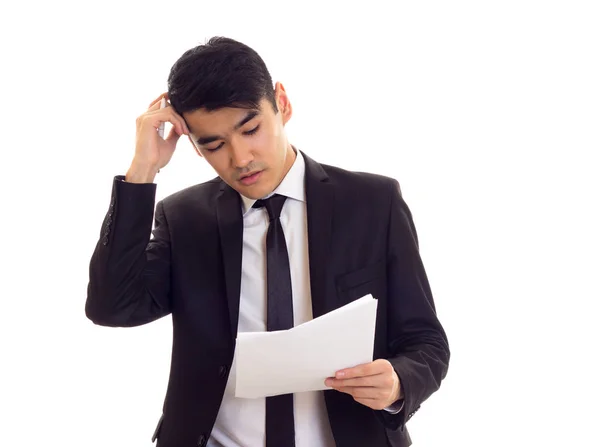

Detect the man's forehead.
xmin=185 ymin=104 xmax=257 ymax=120
xmin=186 ymin=106 xmax=262 ymax=144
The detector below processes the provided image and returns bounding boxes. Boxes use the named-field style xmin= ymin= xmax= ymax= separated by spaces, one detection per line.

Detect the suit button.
xmin=197 ymin=433 xmax=207 ymax=446
xmin=219 ymin=365 xmax=229 ymax=378
xmin=102 ymin=237 xmax=109 ymax=246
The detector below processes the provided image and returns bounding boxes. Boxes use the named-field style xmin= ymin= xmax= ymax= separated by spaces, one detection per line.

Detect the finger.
xmin=335 ymin=359 xmax=394 ymax=379
xmin=148 ymin=98 xmax=169 ymax=112
xmin=326 ymin=375 xmax=381 ymax=388
xmin=146 ymin=108 xmax=188 ymax=135
xmin=178 ymin=115 xmax=190 ymax=135
xmin=339 ymin=388 xmax=391 ymax=410
xmin=335 ymin=386 xmax=388 ymax=400
xmin=165 ymin=124 xmax=183 ymax=145
xmin=161 ymin=108 xmax=189 ymax=135
xmin=148 ymin=92 xmax=169 ymax=109
xmin=335 ymin=362 xmax=379 ymax=379
xmin=336 ymin=387 xmax=374 ymax=398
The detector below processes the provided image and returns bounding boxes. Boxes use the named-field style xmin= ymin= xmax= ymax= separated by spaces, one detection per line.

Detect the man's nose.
xmin=230 ymin=142 xmax=253 ymax=169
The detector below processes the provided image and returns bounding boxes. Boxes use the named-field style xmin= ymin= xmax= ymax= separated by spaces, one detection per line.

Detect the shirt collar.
xmin=240 ymin=147 xmax=306 ymax=215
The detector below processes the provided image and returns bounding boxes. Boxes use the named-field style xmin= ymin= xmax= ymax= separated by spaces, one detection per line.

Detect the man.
xmin=86 ymin=36 xmax=449 ymax=447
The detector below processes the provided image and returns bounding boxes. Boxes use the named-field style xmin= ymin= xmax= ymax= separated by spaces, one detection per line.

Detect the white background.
xmin=1 ymin=1 xmax=599 ymax=446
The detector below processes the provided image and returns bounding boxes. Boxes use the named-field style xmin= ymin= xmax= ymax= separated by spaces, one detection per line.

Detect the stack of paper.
xmin=235 ymin=294 xmax=378 ymax=398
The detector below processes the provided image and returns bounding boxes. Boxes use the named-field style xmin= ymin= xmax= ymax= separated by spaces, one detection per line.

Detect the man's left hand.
xmin=324 ymin=359 xmax=403 ymax=410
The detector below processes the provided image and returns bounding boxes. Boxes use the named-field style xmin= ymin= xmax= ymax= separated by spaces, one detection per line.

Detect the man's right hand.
xmin=126 ymin=93 xmax=190 ymax=183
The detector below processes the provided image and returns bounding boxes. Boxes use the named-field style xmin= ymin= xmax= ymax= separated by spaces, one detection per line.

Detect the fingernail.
xmin=336 ymin=371 xmax=345 ymax=378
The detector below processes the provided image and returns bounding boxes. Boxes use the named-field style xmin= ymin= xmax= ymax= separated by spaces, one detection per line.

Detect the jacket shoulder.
xmin=159 ymin=176 xmax=223 ymax=209
xmin=321 ymin=163 xmax=399 ymax=194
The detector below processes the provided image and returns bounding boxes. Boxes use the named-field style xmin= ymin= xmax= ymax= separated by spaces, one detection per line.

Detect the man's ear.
xmin=188 ymin=135 xmax=203 ymax=158
xmin=274 ymin=82 xmax=292 ymax=125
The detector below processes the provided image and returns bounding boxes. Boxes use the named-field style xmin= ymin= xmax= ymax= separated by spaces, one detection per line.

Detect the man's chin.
xmin=229 ymin=182 xmax=268 ymax=200
xmin=243 ymin=188 xmax=270 ymax=200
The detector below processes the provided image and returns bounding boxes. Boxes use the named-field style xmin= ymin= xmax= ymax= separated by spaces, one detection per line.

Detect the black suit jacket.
xmin=86 ymin=151 xmax=450 ymax=447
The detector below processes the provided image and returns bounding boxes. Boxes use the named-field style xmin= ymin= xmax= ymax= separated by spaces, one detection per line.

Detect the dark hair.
xmin=167 ymin=37 xmax=277 ymax=116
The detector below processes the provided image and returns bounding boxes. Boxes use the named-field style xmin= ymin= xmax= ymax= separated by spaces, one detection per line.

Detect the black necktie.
xmin=253 ymin=194 xmax=296 ymax=447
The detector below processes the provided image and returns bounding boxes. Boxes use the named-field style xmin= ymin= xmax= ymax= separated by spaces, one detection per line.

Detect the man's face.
xmin=183 ymin=83 xmax=294 ymax=200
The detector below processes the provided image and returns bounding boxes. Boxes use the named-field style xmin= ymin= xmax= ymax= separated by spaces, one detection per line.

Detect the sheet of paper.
xmin=235 ymin=294 xmax=378 ymax=398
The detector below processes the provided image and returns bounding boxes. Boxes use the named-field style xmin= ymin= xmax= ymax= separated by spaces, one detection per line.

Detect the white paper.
xmin=235 ymin=294 xmax=378 ymax=398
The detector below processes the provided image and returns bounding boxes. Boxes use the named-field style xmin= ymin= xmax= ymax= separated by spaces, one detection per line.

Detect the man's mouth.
xmin=239 ymin=170 xmax=263 ymax=185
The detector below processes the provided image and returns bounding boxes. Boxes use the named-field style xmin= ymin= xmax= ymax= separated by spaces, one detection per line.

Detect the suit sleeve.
xmin=376 ymin=179 xmax=450 ymax=431
xmin=85 ymin=176 xmax=172 ymax=327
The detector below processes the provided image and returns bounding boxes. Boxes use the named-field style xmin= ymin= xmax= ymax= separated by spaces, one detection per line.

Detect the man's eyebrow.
xmin=195 ymin=110 xmax=260 ymax=146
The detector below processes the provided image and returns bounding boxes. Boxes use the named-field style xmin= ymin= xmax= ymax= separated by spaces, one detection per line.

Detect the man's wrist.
xmin=393 ymin=369 xmax=403 ymax=402
xmin=125 ymin=162 xmax=159 ymax=183
xmin=383 ymin=399 xmax=405 ymax=414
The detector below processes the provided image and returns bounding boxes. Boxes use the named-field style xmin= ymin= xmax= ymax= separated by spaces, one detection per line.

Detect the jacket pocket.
xmin=336 ymin=259 xmax=386 ymax=301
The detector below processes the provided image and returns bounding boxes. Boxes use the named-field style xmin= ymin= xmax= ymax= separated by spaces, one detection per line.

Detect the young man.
xmin=86 ymin=36 xmax=450 ymax=447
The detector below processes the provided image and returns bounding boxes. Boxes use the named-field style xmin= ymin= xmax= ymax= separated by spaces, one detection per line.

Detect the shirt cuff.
xmin=383 ymin=399 xmax=405 ymax=414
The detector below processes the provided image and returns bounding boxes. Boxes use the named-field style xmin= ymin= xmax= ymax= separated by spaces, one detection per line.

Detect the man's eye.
xmin=243 ymin=125 xmax=260 ymax=136
xmin=206 ymin=142 xmax=224 ymax=152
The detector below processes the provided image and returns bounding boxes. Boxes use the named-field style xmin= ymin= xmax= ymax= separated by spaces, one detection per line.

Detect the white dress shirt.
xmin=208 ymin=150 xmax=337 ymax=447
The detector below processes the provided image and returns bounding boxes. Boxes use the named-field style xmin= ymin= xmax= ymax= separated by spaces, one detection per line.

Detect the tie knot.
xmin=253 ymin=194 xmax=287 ymax=221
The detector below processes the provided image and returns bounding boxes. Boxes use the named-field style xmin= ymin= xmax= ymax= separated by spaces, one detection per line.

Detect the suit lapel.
xmin=216 ymin=182 xmax=244 ymax=341
xmin=302 ymin=151 xmax=335 ymax=319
